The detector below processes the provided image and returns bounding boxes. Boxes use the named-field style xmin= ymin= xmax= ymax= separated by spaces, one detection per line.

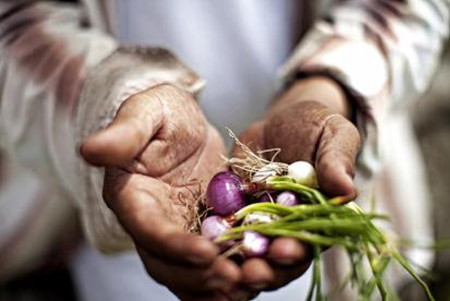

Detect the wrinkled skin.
xmin=230 ymin=76 xmax=361 ymax=295
xmin=81 ymin=84 xmax=244 ymax=300
xmin=80 ymin=78 xmax=361 ymax=300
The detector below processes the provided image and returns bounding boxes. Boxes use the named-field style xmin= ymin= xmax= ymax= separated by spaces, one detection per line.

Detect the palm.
xmin=222 ymin=100 xmax=361 ymax=295
xmin=81 ymin=84 xmax=241 ymax=299
xmin=104 ymin=124 xmax=226 ymax=233
xmin=234 ymin=100 xmax=360 ymax=196
xmin=83 ymin=85 xmax=226 ymax=238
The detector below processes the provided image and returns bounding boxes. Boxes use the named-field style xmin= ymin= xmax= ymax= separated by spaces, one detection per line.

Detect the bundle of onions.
xmin=199 ymin=133 xmax=434 ymax=301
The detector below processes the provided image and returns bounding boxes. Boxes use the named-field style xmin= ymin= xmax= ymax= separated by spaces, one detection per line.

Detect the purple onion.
xmin=242 ymin=231 xmax=269 ymax=257
xmin=256 ymin=191 xmax=278 ymax=203
xmin=276 ymin=191 xmax=298 ymax=206
xmin=201 ymin=215 xmax=231 ymax=241
xmin=206 ymin=172 xmax=246 ymax=216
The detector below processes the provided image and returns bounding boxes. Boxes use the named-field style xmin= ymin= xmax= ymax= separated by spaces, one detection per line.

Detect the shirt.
xmin=0 ymin=0 xmax=448 ymax=293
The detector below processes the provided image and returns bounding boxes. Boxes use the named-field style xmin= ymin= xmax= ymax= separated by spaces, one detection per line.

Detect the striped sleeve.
xmin=0 ymin=0 xmax=204 ymax=258
xmin=0 ymin=0 xmax=118 ymax=272
xmin=280 ymin=0 xmax=449 ymax=175
xmin=0 ymin=1 xmax=118 ymax=192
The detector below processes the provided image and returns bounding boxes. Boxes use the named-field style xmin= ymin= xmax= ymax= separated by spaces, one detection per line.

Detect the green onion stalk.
xmin=214 ymin=176 xmax=434 ymax=301
xmin=200 ymin=131 xmax=434 ymax=301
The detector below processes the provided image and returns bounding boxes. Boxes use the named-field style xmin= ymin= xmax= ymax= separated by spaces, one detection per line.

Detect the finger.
xmin=241 ymin=239 xmax=312 ymax=292
xmin=263 ymin=101 xmax=331 ymax=164
xmin=263 ymin=260 xmax=311 ymax=291
xmin=268 ymin=237 xmax=312 ymax=266
xmin=220 ymin=284 xmax=256 ymax=301
xmin=80 ymin=85 xmax=166 ymax=167
xmin=242 ymin=258 xmax=311 ymax=292
xmin=139 ymin=248 xmax=241 ymax=293
xmin=315 ymin=114 xmax=361 ymax=197
xmin=138 ymin=123 xmax=223 ymax=181
xmin=265 ymin=238 xmax=312 ymax=291
xmin=241 ymin=258 xmax=274 ymax=289
xmin=104 ymin=172 xmax=219 ymax=265
xmin=175 ymin=291 xmax=229 ymax=301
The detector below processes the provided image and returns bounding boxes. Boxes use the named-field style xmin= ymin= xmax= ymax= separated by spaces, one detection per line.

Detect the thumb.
xmin=80 ymin=86 xmax=165 ymax=167
xmin=315 ymin=115 xmax=361 ymax=198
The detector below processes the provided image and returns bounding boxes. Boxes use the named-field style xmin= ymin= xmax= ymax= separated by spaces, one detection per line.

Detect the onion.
xmin=288 ymin=161 xmax=318 ymax=187
xmin=257 ymin=191 xmax=278 ymax=203
xmin=206 ymin=171 xmax=246 ymax=216
xmin=242 ymin=212 xmax=280 ymax=225
xmin=242 ymin=231 xmax=269 ymax=257
xmin=251 ymin=163 xmax=279 ymax=183
xmin=201 ymin=216 xmax=231 ymax=241
xmin=276 ymin=191 xmax=298 ymax=206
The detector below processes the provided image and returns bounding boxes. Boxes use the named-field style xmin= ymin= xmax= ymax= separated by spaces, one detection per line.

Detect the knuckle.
xmin=343 ymin=120 xmax=361 ymax=147
xmin=336 ymin=117 xmax=361 ymax=146
xmin=315 ymin=151 xmax=333 ymax=171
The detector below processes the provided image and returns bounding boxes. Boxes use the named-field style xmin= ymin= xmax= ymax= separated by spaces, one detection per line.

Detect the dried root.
xmin=224 ymin=127 xmax=288 ymax=180
xmin=179 ymin=128 xmax=288 ymax=233
xmin=177 ymin=179 xmax=209 ymax=234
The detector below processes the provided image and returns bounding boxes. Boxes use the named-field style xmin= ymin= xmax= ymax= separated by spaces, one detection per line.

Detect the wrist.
xmin=271 ymin=76 xmax=353 ymax=119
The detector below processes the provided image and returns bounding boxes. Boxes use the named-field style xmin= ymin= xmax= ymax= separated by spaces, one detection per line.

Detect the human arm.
xmin=0 ymin=2 xmax=244 ymax=298
xmin=0 ymin=0 xmax=118 ymax=279
xmin=232 ymin=0 xmax=449 ymax=293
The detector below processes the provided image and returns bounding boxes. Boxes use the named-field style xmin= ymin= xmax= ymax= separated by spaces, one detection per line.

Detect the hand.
xmin=81 ymin=84 xmax=241 ymax=300
xmin=230 ymin=77 xmax=361 ymax=294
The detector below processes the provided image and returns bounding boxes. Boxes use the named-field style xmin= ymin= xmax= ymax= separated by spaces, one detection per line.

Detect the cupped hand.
xmin=230 ymin=77 xmax=361 ymax=295
xmin=80 ymin=84 xmax=242 ymax=300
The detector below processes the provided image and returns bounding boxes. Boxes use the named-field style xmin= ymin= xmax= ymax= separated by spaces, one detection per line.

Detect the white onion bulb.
xmin=242 ymin=231 xmax=269 ymax=257
xmin=288 ymin=161 xmax=318 ymax=187
xmin=251 ymin=163 xmax=279 ymax=183
xmin=242 ymin=212 xmax=280 ymax=226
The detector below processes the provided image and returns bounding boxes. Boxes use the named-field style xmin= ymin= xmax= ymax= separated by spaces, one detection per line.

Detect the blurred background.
xmin=0 ymin=0 xmax=449 ymax=300
xmin=400 ymin=45 xmax=450 ymax=301
xmin=1 ymin=40 xmax=449 ymax=301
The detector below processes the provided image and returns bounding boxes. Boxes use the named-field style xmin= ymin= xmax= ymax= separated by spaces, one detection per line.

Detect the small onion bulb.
xmin=257 ymin=191 xmax=278 ymax=203
xmin=242 ymin=231 xmax=269 ymax=257
xmin=288 ymin=161 xmax=318 ymax=187
xmin=206 ymin=172 xmax=246 ymax=216
xmin=251 ymin=164 xmax=279 ymax=183
xmin=276 ymin=191 xmax=298 ymax=206
xmin=201 ymin=216 xmax=231 ymax=241
xmin=242 ymin=212 xmax=280 ymax=226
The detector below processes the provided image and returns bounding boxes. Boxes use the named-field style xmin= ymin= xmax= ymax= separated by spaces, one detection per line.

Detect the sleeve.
xmin=0 ymin=1 xmax=204 ymax=254
xmin=279 ymin=0 xmax=449 ymax=176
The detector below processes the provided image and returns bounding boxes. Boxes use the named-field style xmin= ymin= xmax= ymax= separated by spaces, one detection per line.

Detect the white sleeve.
xmin=280 ymin=0 xmax=449 ymax=175
xmin=0 ymin=1 xmax=204 ymax=253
